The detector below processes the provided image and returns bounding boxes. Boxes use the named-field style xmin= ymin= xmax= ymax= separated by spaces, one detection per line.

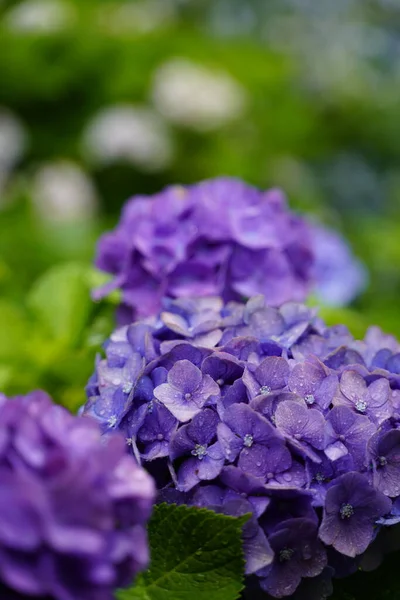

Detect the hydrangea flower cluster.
xmin=93 ymin=177 xmax=364 ymax=324
xmin=84 ymin=294 xmax=400 ymax=598
xmin=0 ymin=390 xmax=155 ymax=600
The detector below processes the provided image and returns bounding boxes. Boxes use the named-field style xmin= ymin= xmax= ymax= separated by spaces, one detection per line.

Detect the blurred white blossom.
xmin=32 ymin=161 xmax=98 ymax=223
xmin=152 ymin=59 xmax=248 ymax=131
xmin=82 ymin=105 xmax=173 ymax=171
xmin=4 ymin=0 xmax=75 ymax=33
xmin=0 ymin=109 xmax=26 ymax=172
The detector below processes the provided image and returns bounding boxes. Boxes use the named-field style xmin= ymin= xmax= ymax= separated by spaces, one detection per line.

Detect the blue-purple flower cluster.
xmin=93 ymin=177 xmax=364 ymax=324
xmin=0 ymin=390 xmax=155 ymax=600
xmin=84 ymin=294 xmax=400 ymax=598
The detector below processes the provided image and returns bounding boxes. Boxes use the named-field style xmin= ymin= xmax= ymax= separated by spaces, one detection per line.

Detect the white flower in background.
xmin=32 ymin=161 xmax=98 ymax=223
xmin=100 ymin=0 xmax=176 ymax=34
xmin=152 ymin=58 xmax=248 ymax=131
xmin=0 ymin=108 xmax=27 ymax=172
xmin=82 ymin=105 xmax=173 ymax=172
xmin=4 ymin=0 xmax=75 ymax=33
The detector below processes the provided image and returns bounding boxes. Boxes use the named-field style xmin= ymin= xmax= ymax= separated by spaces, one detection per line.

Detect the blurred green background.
xmin=1 ymin=0 xmax=400 ymax=409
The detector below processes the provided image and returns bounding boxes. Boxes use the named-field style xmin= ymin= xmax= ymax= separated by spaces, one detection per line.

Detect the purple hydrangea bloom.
xmin=0 ymin=390 xmax=155 ymax=600
xmin=154 ymin=359 xmax=219 ymax=422
xmin=169 ymin=408 xmax=224 ymax=491
xmin=335 ymin=370 xmax=392 ymax=425
xmin=319 ymin=472 xmax=391 ymax=557
xmin=367 ymin=427 xmax=400 ymax=497
xmin=192 ymin=487 xmax=273 ymax=575
xmin=93 ymin=178 xmax=363 ymax=323
xmin=83 ymin=293 xmax=400 ymax=597
xmin=325 ymin=405 xmax=376 ymax=468
xmin=257 ymin=518 xmax=327 ymax=598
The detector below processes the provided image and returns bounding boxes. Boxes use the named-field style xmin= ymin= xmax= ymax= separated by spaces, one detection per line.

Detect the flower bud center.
xmin=340 ymin=503 xmax=354 ymax=519
xmin=378 ymin=456 xmax=388 ymax=467
xmin=243 ymin=434 xmax=254 ymax=448
xmin=191 ymin=444 xmax=208 ymax=460
xmin=260 ymin=385 xmax=271 ymax=395
xmin=279 ymin=548 xmax=294 ymax=562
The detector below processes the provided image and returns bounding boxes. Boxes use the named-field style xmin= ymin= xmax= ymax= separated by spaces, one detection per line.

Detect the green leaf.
xmin=0 ymin=300 xmax=27 ymax=360
xmin=27 ymin=262 xmax=93 ymax=347
xmin=118 ymin=503 xmax=247 ymax=600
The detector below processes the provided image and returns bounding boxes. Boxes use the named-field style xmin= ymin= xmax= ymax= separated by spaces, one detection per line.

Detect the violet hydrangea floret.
xmin=93 ymin=177 xmax=364 ymax=323
xmin=0 ymin=390 xmax=155 ymax=600
xmin=83 ymin=293 xmax=400 ymax=597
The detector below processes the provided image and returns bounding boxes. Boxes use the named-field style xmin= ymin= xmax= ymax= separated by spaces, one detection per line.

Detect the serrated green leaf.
xmin=27 ymin=262 xmax=92 ymax=347
xmin=118 ymin=503 xmax=247 ymax=600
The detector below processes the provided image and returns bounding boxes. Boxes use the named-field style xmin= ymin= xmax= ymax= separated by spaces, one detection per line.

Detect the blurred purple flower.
xmin=311 ymin=224 xmax=367 ymax=307
xmin=0 ymin=390 xmax=155 ymax=600
xmin=93 ymin=178 xmax=325 ymax=323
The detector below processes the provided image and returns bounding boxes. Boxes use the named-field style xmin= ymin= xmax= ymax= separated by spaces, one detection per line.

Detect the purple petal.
xmin=254 ymin=357 xmax=290 ymax=391
xmin=275 ymin=401 xmax=326 ymax=450
xmin=217 ymin=422 xmax=243 ymax=462
xmin=167 ymin=360 xmax=202 ymax=394
xmin=288 ymin=361 xmax=325 ymax=398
